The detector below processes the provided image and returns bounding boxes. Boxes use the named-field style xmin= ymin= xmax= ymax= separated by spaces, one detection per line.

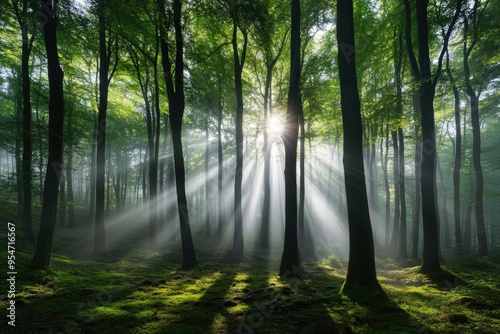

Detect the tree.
xmin=337 ymin=0 xmax=380 ymax=292
xmin=32 ymin=0 xmax=66 ymax=268
xmin=279 ymin=0 xmax=301 ymax=278
xmin=406 ymin=0 xmax=461 ymax=273
xmin=229 ymin=1 xmax=248 ymax=262
xmin=463 ymin=0 xmax=489 ymax=257
xmin=94 ymin=0 xmax=119 ymax=257
xmin=12 ymin=0 xmax=36 ymax=243
xmin=158 ymin=0 xmax=198 ymax=269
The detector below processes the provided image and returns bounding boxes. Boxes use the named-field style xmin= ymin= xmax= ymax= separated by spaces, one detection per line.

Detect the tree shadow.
xmin=156 ymin=266 xmax=239 ymax=334
xmin=308 ymin=264 xmax=430 ymax=334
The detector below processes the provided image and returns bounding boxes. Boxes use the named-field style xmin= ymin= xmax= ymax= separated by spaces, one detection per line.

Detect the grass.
xmin=1 ymin=201 xmax=500 ymax=333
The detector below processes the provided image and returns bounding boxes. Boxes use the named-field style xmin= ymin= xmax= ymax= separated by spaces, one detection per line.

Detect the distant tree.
xmin=32 ymin=0 xmax=66 ymax=268
xmin=337 ymin=0 xmax=381 ymax=292
xmin=463 ymin=0 xmax=490 ymax=257
xmin=11 ymin=0 xmax=36 ymax=243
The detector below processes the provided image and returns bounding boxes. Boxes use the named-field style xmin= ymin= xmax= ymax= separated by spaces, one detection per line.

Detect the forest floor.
xmin=1 ymin=202 xmax=500 ymax=334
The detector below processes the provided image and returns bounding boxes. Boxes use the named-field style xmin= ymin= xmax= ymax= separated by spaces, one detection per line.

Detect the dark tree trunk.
xmin=13 ymin=0 xmax=36 ymax=243
xmin=446 ymin=51 xmax=462 ymax=249
xmin=414 ymin=0 xmax=442 ymax=273
xmin=260 ymin=68 xmax=272 ymax=248
xmin=231 ymin=21 xmax=247 ymax=262
xmin=66 ymin=107 xmax=75 ymax=228
xmin=411 ymin=121 xmax=422 ymax=259
xmin=390 ymin=130 xmax=400 ymax=251
xmin=94 ymin=0 xmax=117 ymax=257
xmin=463 ymin=10 xmax=488 ymax=256
xmin=298 ymin=107 xmax=306 ymax=249
xmin=205 ymin=114 xmax=211 ymax=236
xmin=59 ymin=173 xmax=66 ymax=227
xmin=32 ymin=0 xmax=65 ymax=268
xmin=337 ymin=0 xmax=380 ymax=291
xmin=158 ymin=0 xmax=197 ymax=269
xmin=279 ymin=0 xmax=301 ymax=279
xmin=382 ymin=128 xmax=390 ymax=248
xmin=398 ymin=127 xmax=408 ymax=259
xmin=88 ymin=118 xmax=97 ymax=228
xmin=437 ymin=158 xmax=451 ymax=249
xmin=217 ymin=77 xmax=224 ymax=238
xmin=15 ymin=78 xmax=23 ymax=224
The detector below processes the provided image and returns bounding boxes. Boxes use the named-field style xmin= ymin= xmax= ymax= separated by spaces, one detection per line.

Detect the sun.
xmin=267 ymin=115 xmax=284 ymax=137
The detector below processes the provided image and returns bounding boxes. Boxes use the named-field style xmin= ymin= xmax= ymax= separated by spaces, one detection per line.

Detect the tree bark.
xmin=463 ymin=8 xmax=488 ymax=256
xmin=398 ymin=127 xmax=408 ymax=259
xmin=13 ymin=0 xmax=36 ymax=243
xmin=416 ymin=0 xmax=441 ymax=273
xmin=446 ymin=51 xmax=462 ymax=249
xmin=217 ymin=77 xmax=224 ymax=238
xmin=32 ymin=0 xmax=65 ymax=268
xmin=279 ymin=0 xmax=301 ymax=279
xmin=337 ymin=0 xmax=380 ymax=291
xmin=231 ymin=20 xmax=247 ymax=262
xmin=158 ymin=0 xmax=197 ymax=269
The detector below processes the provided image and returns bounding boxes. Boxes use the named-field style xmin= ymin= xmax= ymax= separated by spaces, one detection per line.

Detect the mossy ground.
xmin=1 ymin=201 xmax=499 ymax=333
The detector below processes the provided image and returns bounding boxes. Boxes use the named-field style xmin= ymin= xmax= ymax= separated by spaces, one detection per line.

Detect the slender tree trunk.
xmin=382 ymin=128 xmax=390 ymax=248
xmin=59 ymin=172 xmax=66 ymax=227
xmin=32 ymin=0 xmax=65 ymax=268
xmin=411 ymin=100 xmax=422 ymax=259
xmin=205 ymin=114 xmax=211 ymax=236
xmin=217 ymin=78 xmax=224 ymax=238
xmin=279 ymin=0 xmax=301 ymax=278
xmin=447 ymin=52 xmax=462 ymax=249
xmin=88 ymin=117 xmax=96 ymax=228
xmin=231 ymin=21 xmax=247 ymax=262
xmin=398 ymin=127 xmax=408 ymax=259
xmin=94 ymin=0 xmax=116 ymax=257
xmin=298 ymin=107 xmax=306 ymax=249
xmin=337 ymin=0 xmax=380 ymax=291
xmin=66 ymin=106 xmax=75 ymax=228
xmin=14 ymin=0 xmax=36 ymax=243
xmin=158 ymin=0 xmax=197 ymax=269
xmin=390 ymin=130 xmax=400 ymax=251
xmin=260 ymin=68 xmax=272 ymax=248
xmin=463 ymin=23 xmax=488 ymax=255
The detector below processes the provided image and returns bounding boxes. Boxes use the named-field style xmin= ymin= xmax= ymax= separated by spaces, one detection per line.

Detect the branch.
xmin=432 ymin=0 xmax=463 ymax=89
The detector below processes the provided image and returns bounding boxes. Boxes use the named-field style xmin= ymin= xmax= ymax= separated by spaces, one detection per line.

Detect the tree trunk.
xmin=88 ymin=117 xmax=97 ymax=228
xmin=205 ymin=114 xmax=211 ymax=236
xmin=463 ymin=0 xmax=488 ymax=258
xmin=66 ymin=108 xmax=75 ymax=228
xmin=398 ymin=127 xmax=408 ymax=259
xmin=390 ymin=130 xmax=400 ymax=251
xmin=59 ymin=172 xmax=66 ymax=227
xmin=445 ymin=52 xmax=462 ymax=249
xmin=32 ymin=0 xmax=65 ymax=268
xmin=231 ymin=21 xmax=247 ymax=262
xmin=416 ymin=0 xmax=441 ymax=273
xmin=279 ymin=0 xmax=301 ymax=279
xmin=217 ymin=77 xmax=224 ymax=238
xmin=14 ymin=0 xmax=36 ymax=243
xmin=337 ymin=0 xmax=380 ymax=292
xmin=94 ymin=0 xmax=116 ymax=257
xmin=158 ymin=0 xmax=197 ymax=269
xmin=382 ymin=128 xmax=390 ymax=248
xmin=298 ymin=106 xmax=306 ymax=249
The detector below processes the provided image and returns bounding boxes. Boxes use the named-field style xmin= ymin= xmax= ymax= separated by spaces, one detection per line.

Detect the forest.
xmin=1 ymin=0 xmax=499 ymax=332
